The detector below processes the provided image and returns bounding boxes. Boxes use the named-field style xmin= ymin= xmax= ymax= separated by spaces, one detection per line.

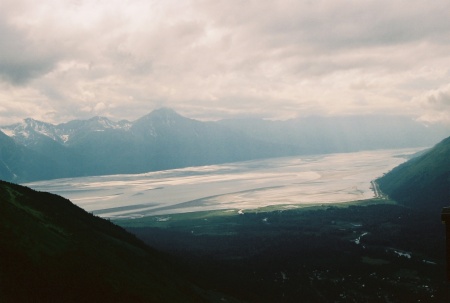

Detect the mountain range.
xmin=1 ymin=107 xmax=449 ymax=182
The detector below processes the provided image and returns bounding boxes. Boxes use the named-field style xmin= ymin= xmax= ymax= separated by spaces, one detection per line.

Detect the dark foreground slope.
xmin=377 ymin=136 xmax=450 ymax=212
xmin=0 ymin=181 xmax=208 ymax=303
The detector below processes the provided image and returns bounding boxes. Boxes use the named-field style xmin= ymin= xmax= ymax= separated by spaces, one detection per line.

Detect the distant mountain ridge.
xmin=0 ymin=108 xmax=298 ymax=182
xmin=218 ymin=115 xmax=450 ymax=154
xmin=1 ymin=108 xmax=449 ymax=182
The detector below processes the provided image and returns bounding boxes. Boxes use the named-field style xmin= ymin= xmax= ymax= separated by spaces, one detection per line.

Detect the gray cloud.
xmin=0 ymin=18 xmax=59 ymax=84
xmin=416 ymin=84 xmax=450 ymax=123
xmin=0 ymin=0 xmax=450 ymax=124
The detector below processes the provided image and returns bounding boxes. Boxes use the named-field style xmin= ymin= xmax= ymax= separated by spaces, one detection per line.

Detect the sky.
xmin=1 ymin=0 xmax=450 ymax=125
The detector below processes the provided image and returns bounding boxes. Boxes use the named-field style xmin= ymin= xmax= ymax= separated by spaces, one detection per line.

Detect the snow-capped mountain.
xmin=0 ymin=108 xmax=185 ymax=149
xmin=1 ymin=107 xmax=450 ymax=182
xmin=0 ymin=108 xmax=298 ymax=182
xmin=1 ymin=116 xmax=132 ymax=146
xmin=1 ymin=118 xmax=66 ymax=145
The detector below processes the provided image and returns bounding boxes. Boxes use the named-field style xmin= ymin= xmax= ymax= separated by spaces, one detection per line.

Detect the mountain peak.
xmin=130 ymin=108 xmax=194 ymax=138
xmin=148 ymin=107 xmax=182 ymax=118
xmin=88 ymin=116 xmax=110 ymax=121
xmin=24 ymin=117 xmax=38 ymax=124
xmin=87 ymin=116 xmax=114 ymax=127
xmin=81 ymin=116 xmax=133 ymax=131
xmin=135 ymin=107 xmax=185 ymax=125
xmin=0 ymin=118 xmax=57 ymax=143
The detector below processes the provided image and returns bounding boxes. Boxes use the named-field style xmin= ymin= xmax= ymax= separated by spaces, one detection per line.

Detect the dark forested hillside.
xmin=0 ymin=181 xmax=208 ymax=303
xmin=377 ymin=136 xmax=450 ymax=211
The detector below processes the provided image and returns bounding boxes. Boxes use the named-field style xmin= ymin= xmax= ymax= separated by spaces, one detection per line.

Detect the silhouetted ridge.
xmin=0 ymin=180 xmax=207 ymax=302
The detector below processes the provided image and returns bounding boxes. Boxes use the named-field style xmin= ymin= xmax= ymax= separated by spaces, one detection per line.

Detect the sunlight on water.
xmin=25 ymin=148 xmax=421 ymax=218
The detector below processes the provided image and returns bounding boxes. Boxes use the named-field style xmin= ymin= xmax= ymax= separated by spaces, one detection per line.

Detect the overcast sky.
xmin=1 ymin=0 xmax=450 ymax=124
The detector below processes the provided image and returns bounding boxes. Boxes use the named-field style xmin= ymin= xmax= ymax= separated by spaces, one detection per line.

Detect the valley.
xmin=22 ymin=146 xmax=449 ymax=302
xmin=25 ymin=148 xmax=419 ymax=218
xmin=4 ymin=133 xmax=450 ymax=302
xmin=116 ymin=200 xmax=447 ymax=302
xmin=2 ymin=2 xmax=450 ymax=301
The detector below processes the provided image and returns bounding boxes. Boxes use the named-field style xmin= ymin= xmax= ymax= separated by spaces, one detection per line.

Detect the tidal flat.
xmin=26 ymin=148 xmax=420 ymax=218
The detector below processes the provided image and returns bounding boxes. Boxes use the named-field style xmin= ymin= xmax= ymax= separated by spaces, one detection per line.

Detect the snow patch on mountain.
xmin=1 ymin=116 xmax=134 ymax=146
xmin=0 ymin=128 xmax=14 ymax=137
xmin=60 ymin=135 xmax=70 ymax=143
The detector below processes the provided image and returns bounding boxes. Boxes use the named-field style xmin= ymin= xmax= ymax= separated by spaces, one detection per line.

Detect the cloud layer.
xmin=1 ymin=0 xmax=450 ymax=124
